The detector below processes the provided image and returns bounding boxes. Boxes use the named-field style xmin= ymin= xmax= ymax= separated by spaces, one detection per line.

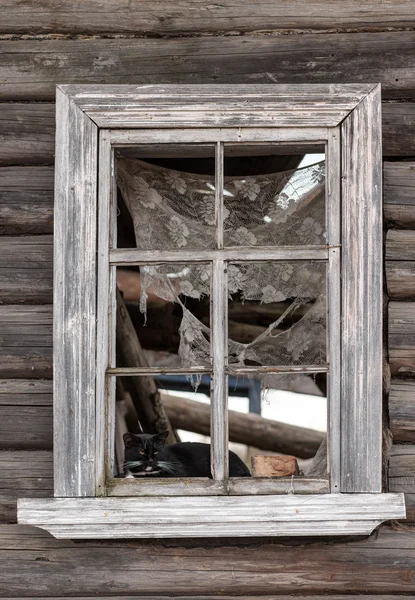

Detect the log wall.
xmin=1 ymin=2 xmax=415 ymax=597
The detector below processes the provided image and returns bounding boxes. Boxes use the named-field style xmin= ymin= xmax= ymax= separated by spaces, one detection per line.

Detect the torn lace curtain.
xmin=117 ymin=158 xmax=327 ymax=373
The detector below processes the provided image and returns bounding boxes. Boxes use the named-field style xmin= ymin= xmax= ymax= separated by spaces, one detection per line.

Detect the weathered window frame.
xmin=18 ymin=84 xmax=405 ymax=538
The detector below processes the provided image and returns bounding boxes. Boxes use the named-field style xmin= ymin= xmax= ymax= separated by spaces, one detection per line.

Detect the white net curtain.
xmin=117 ymin=158 xmax=327 ymax=369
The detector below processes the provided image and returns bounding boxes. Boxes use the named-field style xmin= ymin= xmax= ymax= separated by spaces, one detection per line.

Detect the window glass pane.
xmin=227 ymin=373 xmax=327 ymax=479
xmin=116 ymin=145 xmax=216 ymax=250
xmin=116 ymin=264 xmax=211 ymax=368
xmin=113 ymin=374 xmax=213 ymax=479
xmin=223 ymin=144 xmax=325 ymax=247
xmin=227 ymin=261 xmax=327 ymax=367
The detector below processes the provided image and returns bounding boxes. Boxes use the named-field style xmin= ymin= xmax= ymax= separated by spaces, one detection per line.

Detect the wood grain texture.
xmin=386 ymin=262 xmax=415 ymax=299
xmin=0 ymin=166 xmax=54 ymax=234
xmin=1 ymin=102 xmax=414 ymax=165
xmin=17 ymin=494 xmax=405 ymax=539
xmin=389 ymin=302 xmax=415 ymax=376
xmin=389 ymin=445 xmax=415 ymax=520
xmin=0 ymin=379 xmax=52 ymax=406
xmin=389 ymin=379 xmax=415 ymax=442
xmin=0 ymin=407 xmax=52 ymax=450
xmin=0 ymin=451 xmax=52 ymax=523
xmin=341 ymin=85 xmax=383 ymax=492
xmin=0 ymin=235 xmax=53 ymax=304
xmin=1 ymin=35 xmax=415 ymax=101
xmin=1 ymin=0 xmax=415 ymax=34
xmin=0 ymin=104 xmax=55 ymax=165
xmin=384 ymin=161 xmax=415 ymax=228
xmin=1 ymin=524 xmax=415 ymax=595
xmin=53 ymin=88 xmax=98 ymax=497
xmin=386 ymin=230 xmax=415 ymax=260
xmin=0 ymin=306 xmax=52 ymax=378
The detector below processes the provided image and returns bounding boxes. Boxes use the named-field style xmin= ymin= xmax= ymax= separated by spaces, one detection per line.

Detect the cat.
xmin=123 ymin=431 xmax=251 ymax=478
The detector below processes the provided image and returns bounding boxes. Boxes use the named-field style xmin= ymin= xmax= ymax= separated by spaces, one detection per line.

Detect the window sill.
xmin=18 ymin=493 xmax=405 ymax=539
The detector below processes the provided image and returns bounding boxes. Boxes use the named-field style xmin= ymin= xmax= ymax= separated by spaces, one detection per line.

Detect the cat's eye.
xmin=139 ymin=450 xmax=145 ymax=455
xmin=154 ymin=451 xmax=158 ymax=455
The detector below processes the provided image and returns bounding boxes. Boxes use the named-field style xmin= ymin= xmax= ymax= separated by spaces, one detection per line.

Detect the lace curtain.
xmin=117 ymin=158 xmax=327 ymax=369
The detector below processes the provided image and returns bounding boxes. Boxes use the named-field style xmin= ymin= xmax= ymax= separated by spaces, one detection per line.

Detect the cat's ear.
xmin=154 ymin=430 xmax=169 ymax=446
xmin=123 ymin=433 xmax=139 ymax=448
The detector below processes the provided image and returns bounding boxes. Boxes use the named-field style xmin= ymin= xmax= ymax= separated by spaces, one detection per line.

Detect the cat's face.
xmin=123 ymin=431 xmax=169 ymax=477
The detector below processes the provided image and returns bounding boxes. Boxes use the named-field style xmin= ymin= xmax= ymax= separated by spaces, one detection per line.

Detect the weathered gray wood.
xmin=109 ymin=477 xmax=329 ymax=497
xmin=386 ymin=261 xmax=415 ymax=299
xmin=389 ymin=302 xmax=415 ymax=375
xmin=67 ymin=83 xmax=372 ymax=129
xmin=0 ymin=379 xmax=52 ymax=406
xmin=385 ymin=231 xmax=415 ymax=298
xmin=0 ymin=166 xmax=54 ymax=234
xmin=0 ymin=407 xmax=52 ymax=450
xmin=0 ymin=451 xmax=52 ymax=523
xmin=386 ymin=230 xmax=415 ymax=260
xmin=384 ymin=161 xmax=415 ymax=228
xmin=0 ymin=524 xmax=414 ymax=595
xmin=0 ymin=235 xmax=53 ymax=304
xmin=326 ymin=126 xmax=341 ymax=492
xmin=382 ymin=103 xmax=415 ymax=155
xmin=0 ymin=306 xmax=52 ymax=378
xmin=2 ymin=0 xmax=415 ymax=34
xmin=53 ymin=87 xmax=98 ymax=497
xmin=211 ymin=260 xmax=227 ymax=480
xmin=389 ymin=379 xmax=415 ymax=442
xmin=389 ymin=445 xmax=415 ymax=520
xmin=110 ymin=247 xmax=329 ymax=264
xmin=161 ymin=394 xmax=324 ymax=459
xmin=0 ymin=104 xmax=55 ymax=165
xmin=17 ymin=493 xmax=405 ymax=538
xmin=1 ymin=36 xmax=415 ymax=101
xmin=1 ymin=102 xmax=414 ymax=166
xmin=341 ymin=84 xmax=382 ymax=492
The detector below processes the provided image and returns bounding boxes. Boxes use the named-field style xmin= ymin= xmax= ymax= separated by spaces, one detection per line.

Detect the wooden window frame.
xmin=18 ymin=84 xmax=405 ymax=538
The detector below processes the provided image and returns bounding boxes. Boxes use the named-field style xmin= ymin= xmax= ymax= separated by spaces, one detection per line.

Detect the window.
xmin=18 ymin=84 xmax=405 ymax=538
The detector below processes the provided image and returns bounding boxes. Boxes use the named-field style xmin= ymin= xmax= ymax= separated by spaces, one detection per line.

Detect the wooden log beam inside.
xmin=161 ymin=393 xmax=324 ymax=459
xmin=116 ymin=289 xmax=176 ymax=444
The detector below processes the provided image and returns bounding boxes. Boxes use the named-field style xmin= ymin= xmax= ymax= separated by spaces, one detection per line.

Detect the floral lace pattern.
xmin=117 ymin=158 xmax=325 ymax=250
xmin=117 ymin=158 xmax=327 ymax=368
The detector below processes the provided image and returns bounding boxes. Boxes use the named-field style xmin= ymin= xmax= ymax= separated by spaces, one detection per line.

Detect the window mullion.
xmin=211 ymin=141 xmax=228 ymax=481
xmin=326 ymin=127 xmax=341 ymax=492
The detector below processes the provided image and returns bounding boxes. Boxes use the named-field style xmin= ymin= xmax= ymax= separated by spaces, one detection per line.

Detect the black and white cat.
xmin=123 ymin=431 xmax=251 ymax=478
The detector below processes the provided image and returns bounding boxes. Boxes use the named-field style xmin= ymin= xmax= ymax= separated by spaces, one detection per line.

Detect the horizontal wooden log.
xmin=1 ymin=34 xmax=415 ymax=102
xmin=0 ymin=104 xmax=55 ymax=165
xmin=386 ymin=262 xmax=415 ymax=300
xmin=2 ymin=0 xmax=415 ymax=35
xmin=0 ymin=306 xmax=52 ymax=378
xmin=389 ymin=445 xmax=415 ymax=521
xmin=1 ymin=103 xmax=415 ymax=166
xmin=0 ymin=407 xmax=52 ymax=450
xmin=0 ymin=235 xmax=53 ymax=304
xmin=384 ymin=161 xmax=415 ymax=228
xmin=389 ymin=379 xmax=415 ymax=442
xmin=163 ymin=394 xmax=324 ymax=459
xmin=0 ymin=451 xmax=52 ymax=523
xmin=386 ymin=230 xmax=415 ymax=260
xmin=389 ymin=302 xmax=415 ymax=375
xmin=0 ymin=524 xmax=414 ymax=594
xmin=0 ymin=166 xmax=54 ymax=234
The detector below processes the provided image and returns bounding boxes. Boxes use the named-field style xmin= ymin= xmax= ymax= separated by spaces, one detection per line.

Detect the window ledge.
xmin=18 ymin=493 xmax=405 ymax=539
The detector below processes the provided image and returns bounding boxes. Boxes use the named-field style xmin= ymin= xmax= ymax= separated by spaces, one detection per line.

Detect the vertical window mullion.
xmin=211 ymin=142 xmax=228 ymax=481
xmin=326 ymin=127 xmax=341 ymax=492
